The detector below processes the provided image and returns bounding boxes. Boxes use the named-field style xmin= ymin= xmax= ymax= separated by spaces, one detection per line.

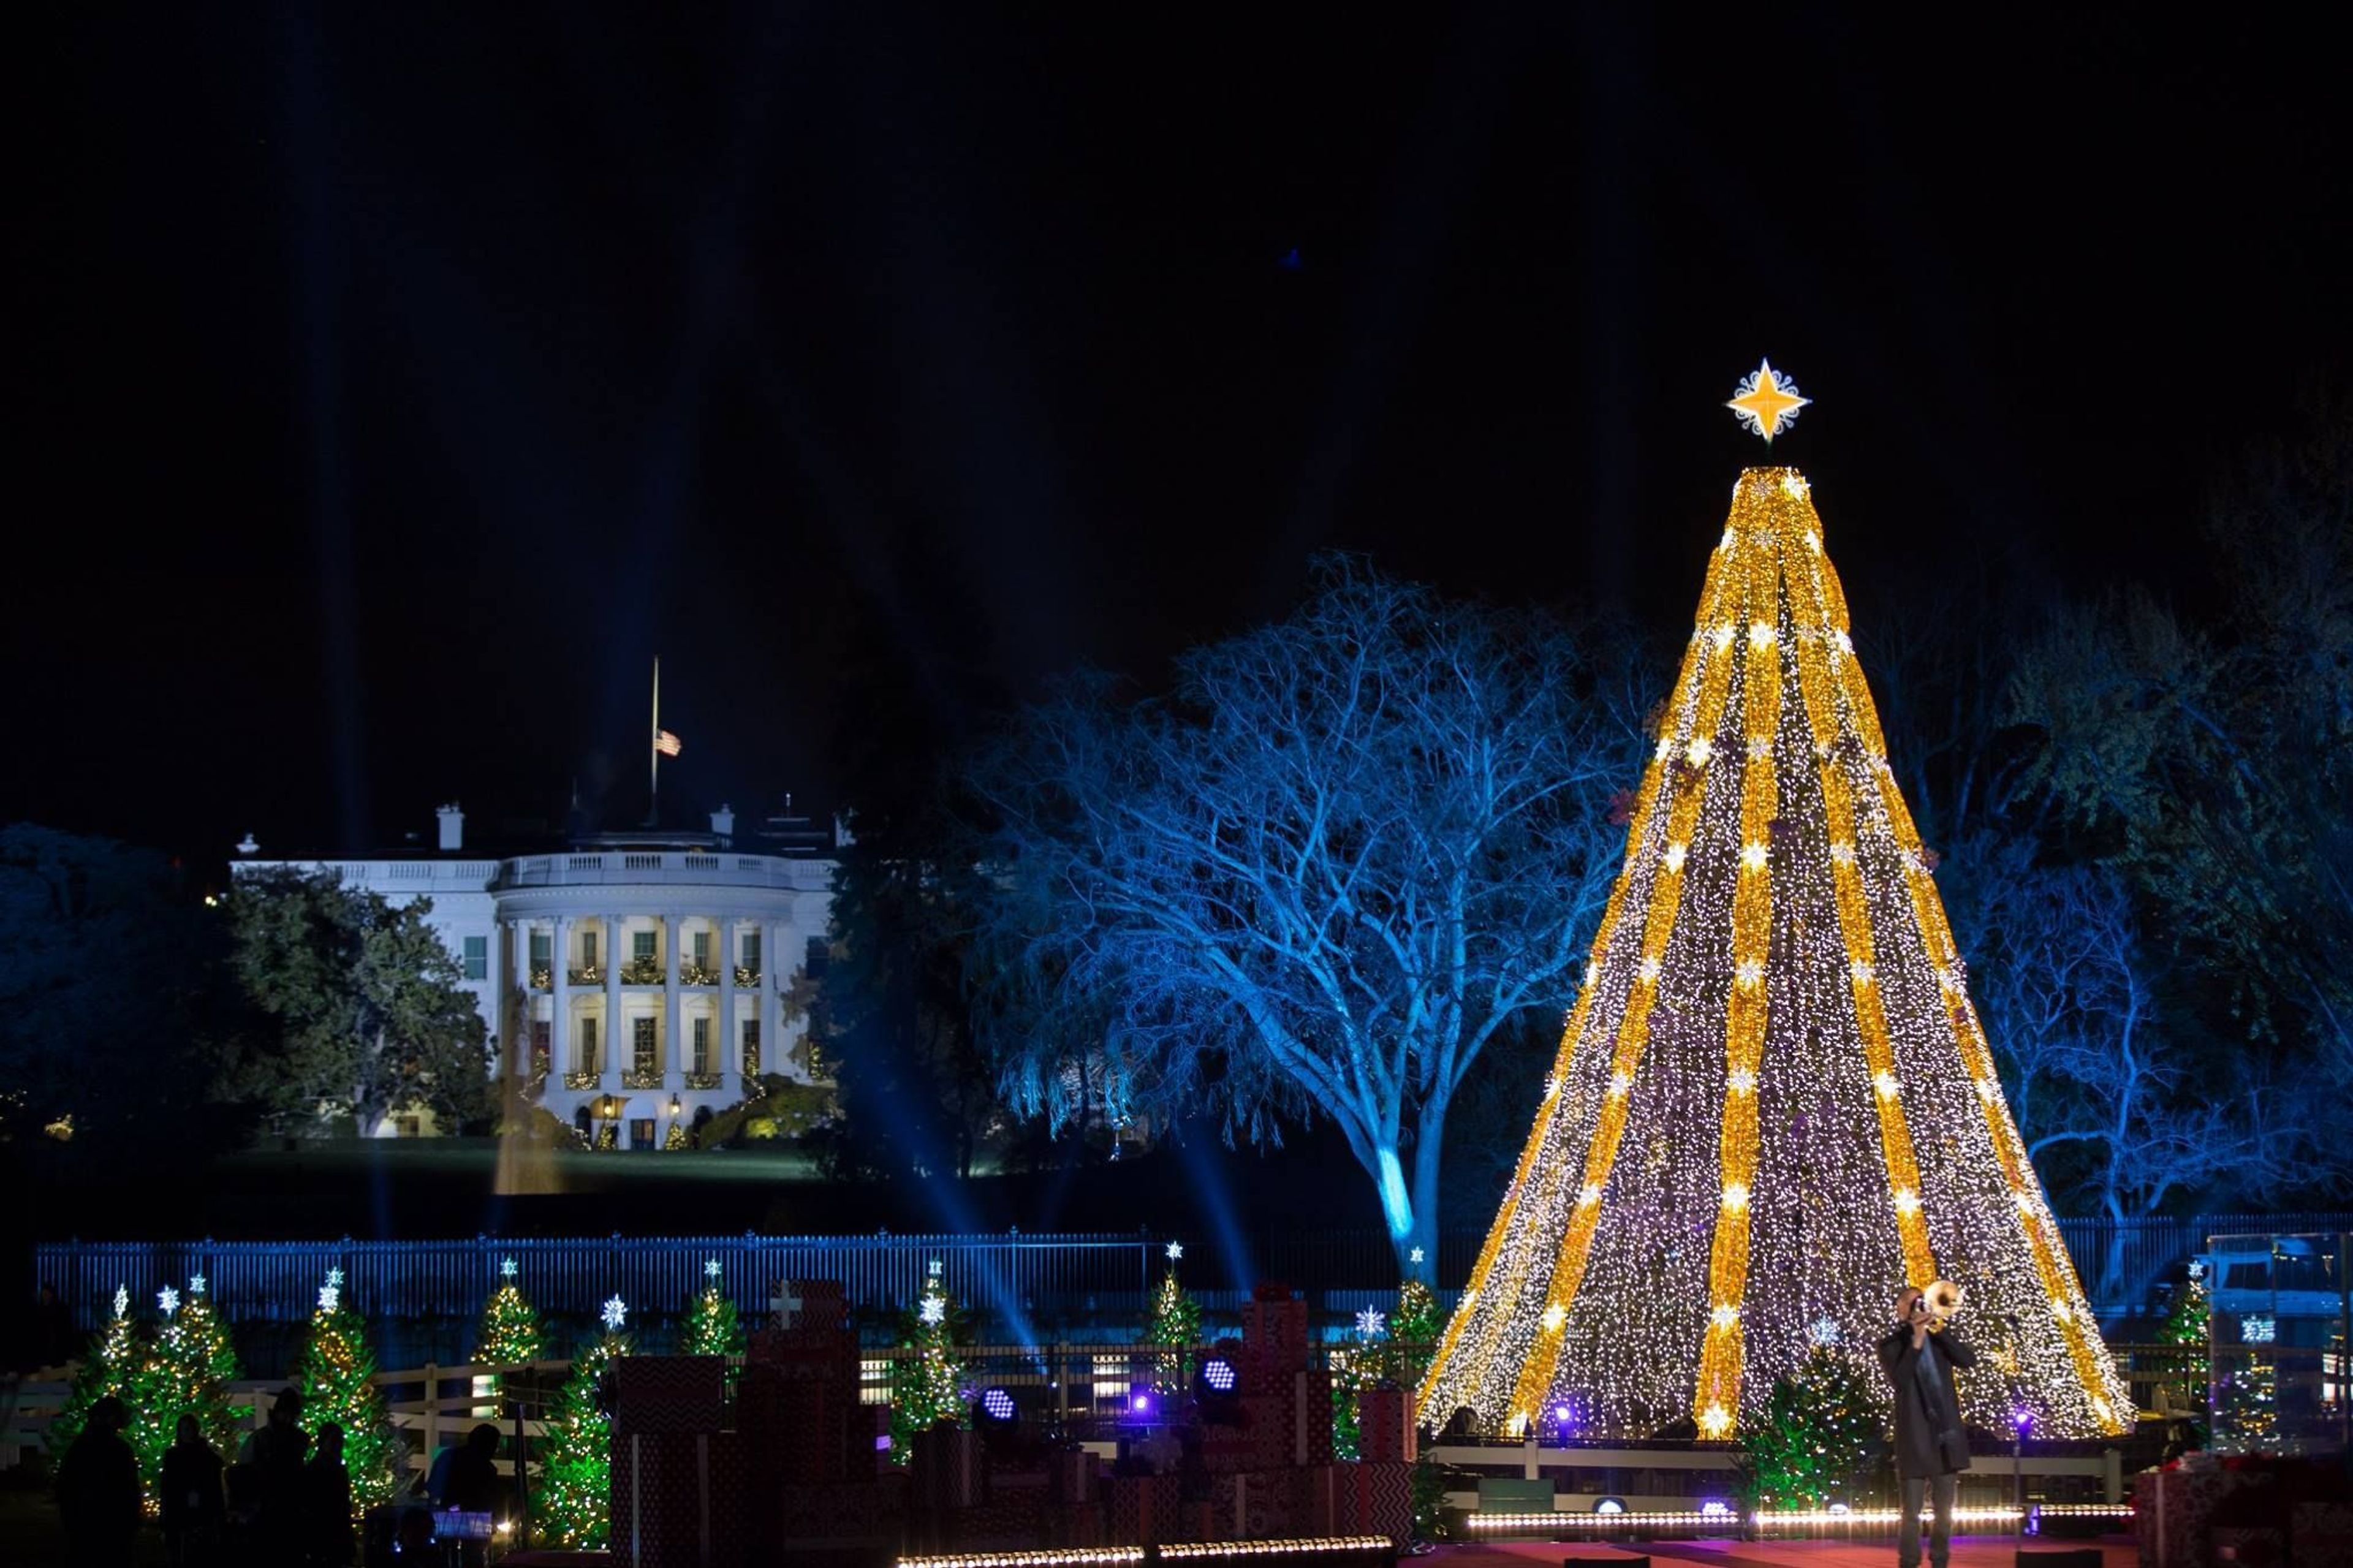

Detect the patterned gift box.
xmin=1300 ymin=1465 xmax=1343 ymax=1537
xmin=1291 ymin=1369 xmax=1333 ymax=1465
xmin=613 ymin=1431 xmax=749 ymax=1568
xmin=771 ymin=1279 xmax=849 ymax=1335
xmin=1049 ymin=1445 xmax=1097 ymax=1504
xmin=909 ymin=1426 xmax=988 ymax=1512
xmin=774 ymin=1482 xmax=895 ymax=1550
xmin=1108 ymin=1472 xmax=1181 ymax=1545
xmin=2138 ymin=1467 xmax=2255 ymax=1568
xmin=2211 ymin=1527 xmax=2287 ymax=1568
xmin=1200 ymin=1423 xmax=1262 ymax=1475
xmin=2292 ymin=1503 xmax=2353 ymax=1568
xmin=1212 ymin=1470 xmax=1302 ymax=1540
xmin=1040 ymin=1501 xmax=1107 ymax=1548
xmin=951 ymin=1496 xmax=1044 ymax=1551
xmin=1333 ymin=1459 xmax=1414 ymax=1547
xmin=1355 ymin=1385 xmax=1414 ymax=1463
xmin=1241 ymin=1297 xmax=1309 ymax=1366
xmin=746 ymin=1331 xmax=859 ymax=1385
xmin=615 ymin=1356 xmax=729 ymax=1435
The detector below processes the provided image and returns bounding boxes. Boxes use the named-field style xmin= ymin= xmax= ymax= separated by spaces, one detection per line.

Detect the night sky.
xmin=12 ymin=7 xmax=2348 ymax=862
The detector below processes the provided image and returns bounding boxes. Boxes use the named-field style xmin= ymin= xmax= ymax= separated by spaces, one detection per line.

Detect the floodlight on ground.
xmin=1203 ymin=1358 xmax=1238 ymax=1393
xmin=980 ymin=1388 xmax=1017 ymax=1422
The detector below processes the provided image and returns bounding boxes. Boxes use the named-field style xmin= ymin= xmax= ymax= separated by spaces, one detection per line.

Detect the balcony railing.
xmin=562 ymin=1071 xmax=600 ymax=1091
xmin=620 ymin=956 xmax=664 ymax=985
xmin=680 ymin=962 xmax=721 ymax=987
xmin=529 ymin=967 xmax=552 ymax=991
xmin=492 ymin=852 xmax=830 ymax=892
xmin=684 ymin=1072 xmax=722 ymax=1091
xmin=621 ymin=1068 xmax=663 ymax=1090
xmin=734 ymin=965 xmax=761 ymax=988
xmin=568 ymin=966 xmax=604 ymax=986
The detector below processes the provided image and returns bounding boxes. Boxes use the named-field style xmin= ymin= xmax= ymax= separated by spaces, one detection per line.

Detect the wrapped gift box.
xmin=909 ymin=1426 xmax=988 ymax=1512
xmin=746 ymin=1331 xmax=858 ymax=1386
xmin=1241 ymin=1295 xmax=1310 ymax=1366
xmin=614 ymin=1356 xmax=729 ymax=1435
xmin=1048 ymin=1446 xmax=1097 ymax=1504
xmin=2139 ymin=1466 xmax=2270 ymax=1568
xmin=1040 ymin=1501 xmax=1107 ymax=1548
xmin=1292 ymin=1369 xmax=1334 ymax=1465
xmin=2291 ymin=1502 xmax=2353 ymax=1568
xmin=613 ymin=1430 xmax=749 ymax=1568
xmin=1108 ymin=1472 xmax=1181 ymax=1545
xmin=773 ymin=1481 xmax=895 ymax=1547
xmin=1333 ymin=1459 xmax=1414 ymax=1547
xmin=771 ymin=1279 xmax=849 ymax=1335
xmin=1356 ymin=1385 xmax=1414 ymax=1463
xmin=1211 ymin=1469 xmax=1302 ymax=1540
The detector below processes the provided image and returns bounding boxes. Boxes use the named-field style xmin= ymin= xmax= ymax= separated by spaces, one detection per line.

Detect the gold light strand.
xmin=1424 ymin=521 xmax=1746 ymax=1423
xmin=1781 ymin=504 xmax=1936 ymax=1289
xmin=1692 ymin=501 xmax=1784 ymax=1437
xmin=1498 ymin=521 xmax=1753 ymax=1431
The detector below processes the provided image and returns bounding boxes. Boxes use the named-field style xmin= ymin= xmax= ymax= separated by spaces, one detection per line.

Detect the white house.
xmin=235 ymin=802 xmax=837 ymax=1146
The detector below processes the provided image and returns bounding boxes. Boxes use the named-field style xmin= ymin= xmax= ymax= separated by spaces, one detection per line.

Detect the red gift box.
xmin=770 ymin=1482 xmax=896 ymax=1559
xmin=2291 ymin=1502 xmax=2353 ymax=1568
xmin=1213 ymin=1470 xmax=1303 ymax=1540
xmin=1333 ymin=1459 xmax=1414 ymax=1547
xmin=1356 ymin=1384 xmax=1415 ymax=1463
xmin=615 ymin=1356 xmax=729 ymax=1435
xmin=1041 ymin=1502 xmax=1107 ymax=1548
xmin=769 ymin=1279 xmax=849 ymax=1335
xmin=1050 ymin=1446 xmax=1097 ymax=1504
xmin=1292 ymin=1369 xmax=1334 ymax=1465
xmin=1108 ymin=1473 xmax=1181 ymax=1545
xmin=1301 ymin=1464 xmax=1343 ymax=1536
xmin=1241 ymin=1296 xmax=1309 ymax=1366
xmin=909 ymin=1426 xmax=988 ymax=1511
xmin=613 ymin=1430 xmax=749 ymax=1568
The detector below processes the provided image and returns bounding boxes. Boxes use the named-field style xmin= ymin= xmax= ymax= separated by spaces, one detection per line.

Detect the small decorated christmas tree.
xmin=2159 ymin=1262 xmax=2210 ymax=1390
xmin=475 ymin=1257 xmax=546 ymax=1368
xmin=49 ymin=1286 xmax=144 ymax=1462
xmin=1392 ymin=1267 xmax=1444 ymax=1389
xmin=1331 ymin=1307 xmax=1389 ymax=1461
xmin=294 ymin=1270 xmax=401 ymax=1512
xmin=682 ymin=1260 xmax=746 ymax=1362
xmin=1143 ymin=1242 xmax=1202 ymax=1398
xmin=133 ymin=1279 xmax=246 ymax=1510
xmin=541 ymin=1295 xmax=632 ymax=1549
xmin=889 ymin=1268 xmax=968 ymax=1464
xmin=1738 ymin=1341 xmax=1885 ymax=1511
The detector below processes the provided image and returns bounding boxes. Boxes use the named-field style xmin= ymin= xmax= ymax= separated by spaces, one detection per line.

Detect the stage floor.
xmin=1441 ymin=1535 xmax=2137 ymax=1568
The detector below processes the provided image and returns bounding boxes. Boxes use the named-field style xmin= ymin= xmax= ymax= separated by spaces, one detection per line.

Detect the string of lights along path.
xmin=1417 ymin=361 xmax=2131 ymax=1442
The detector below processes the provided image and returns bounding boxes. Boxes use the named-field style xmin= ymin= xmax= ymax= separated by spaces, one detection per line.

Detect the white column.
xmin=719 ymin=918 xmax=740 ymax=1099
xmin=662 ymin=914 xmax=683 ymax=1089
xmin=762 ymin=920 xmax=785 ymax=1083
xmin=488 ymin=918 xmax=509 ymax=1084
xmin=550 ymin=917 xmax=572 ymax=1085
xmin=602 ymin=915 xmax=626 ymax=1095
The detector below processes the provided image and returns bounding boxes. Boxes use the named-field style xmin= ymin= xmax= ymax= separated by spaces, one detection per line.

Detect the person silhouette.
xmin=305 ymin=1422 xmax=354 ymax=1566
xmin=58 ymin=1393 xmax=142 ymax=1568
xmin=162 ymin=1412 xmax=227 ymax=1568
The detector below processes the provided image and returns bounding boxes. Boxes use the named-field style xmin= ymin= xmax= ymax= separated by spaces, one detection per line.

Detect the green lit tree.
xmin=1331 ymin=1308 xmax=1389 ymax=1461
xmin=132 ymin=1279 xmax=247 ymax=1510
xmin=475 ymin=1259 xmax=545 ymax=1368
xmin=541 ymin=1297 xmax=633 ymax=1549
xmin=889 ymin=1274 xmax=969 ymax=1464
xmin=294 ymin=1271 xmax=401 ymax=1512
xmin=1143 ymin=1246 xmax=1202 ymax=1397
xmin=682 ymin=1260 xmax=746 ymax=1360
xmin=2160 ymin=1263 xmax=2211 ymax=1385
xmin=1391 ymin=1277 xmax=1444 ymax=1389
xmin=48 ymin=1286 xmax=144 ymax=1463
xmin=1737 ymin=1343 xmax=1886 ymax=1512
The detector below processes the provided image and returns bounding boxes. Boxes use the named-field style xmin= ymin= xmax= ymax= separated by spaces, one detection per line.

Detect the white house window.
xmin=530 ymin=931 xmax=552 ymax=968
xmin=578 ymin=1017 xmax=599 ymax=1075
xmin=632 ymin=1017 xmax=658 ymax=1075
xmin=692 ymin=931 xmax=712 ymax=968
xmin=582 ymin=931 xmax=599 ymax=968
xmin=632 ymin=930 xmax=657 ymax=963
xmin=463 ymin=936 xmax=488 ymax=981
xmin=741 ymin=932 xmax=761 ymax=972
xmin=692 ymin=1017 xmax=713 ymax=1075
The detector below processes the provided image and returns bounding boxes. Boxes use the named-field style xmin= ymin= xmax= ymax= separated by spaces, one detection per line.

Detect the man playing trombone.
xmin=1877 ymin=1281 xmax=1976 ymax=1568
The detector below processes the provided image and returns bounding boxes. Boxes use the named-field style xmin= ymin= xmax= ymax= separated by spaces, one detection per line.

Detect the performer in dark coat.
xmin=58 ymin=1394 xmax=142 ymax=1568
xmin=1877 ymin=1285 xmax=1977 ymax=1568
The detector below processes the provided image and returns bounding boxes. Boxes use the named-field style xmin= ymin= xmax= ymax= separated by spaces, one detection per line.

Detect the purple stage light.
xmin=1203 ymin=1358 xmax=1238 ymax=1393
xmin=1132 ymin=1392 xmax=1153 ymax=1413
xmin=980 ymin=1388 xmax=1017 ymax=1422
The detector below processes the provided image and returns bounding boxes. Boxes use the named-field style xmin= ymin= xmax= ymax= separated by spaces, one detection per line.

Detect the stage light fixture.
xmin=1594 ymin=1498 xmax=1626 ymax=1515
xmin=980 ymin=1388 xmax=1017 ymax=1422
xmin=1203 ymin=1358 xmax=1238 ymax=1393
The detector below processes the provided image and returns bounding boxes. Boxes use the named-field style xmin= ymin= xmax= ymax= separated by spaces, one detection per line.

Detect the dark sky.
xmin=10 ymin=6 xmax=2348 ymax=860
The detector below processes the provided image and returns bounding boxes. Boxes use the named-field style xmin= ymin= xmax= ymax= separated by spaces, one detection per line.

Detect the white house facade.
xmin=235 ymin=803 xmax=836 ymax=1146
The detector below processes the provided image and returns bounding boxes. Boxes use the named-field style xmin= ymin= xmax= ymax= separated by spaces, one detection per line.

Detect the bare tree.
xmin=960 ymin=560 xmax=1648 ymax=1274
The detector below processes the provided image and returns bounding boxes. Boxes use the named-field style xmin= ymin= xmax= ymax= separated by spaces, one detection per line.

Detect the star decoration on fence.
xmin=499 ymin=1257 xmax=518 ymax=1281
xmin=602 ymin=1294 xmax=629 ymax=1331
xmin=190 ymin=1274 xmax=208 ymax=1297
xmin=1409 ymin=1246 xmax=1425 ymax=1266
xmin=1355 ymin=1308 xmax=1387 ymax=1339
xmin=705 ymin=1258 xmax=722 ymax=1281
xmin=159 ymin=1286 xmax=181 ymax=1317
xmin=919 ymin=1295 xmax=947 ymax=1326
xmin=1165 ymin=1241 xmax=1184 ymax=1262
xmin=112 ymin=1286 xmax=128 ymax=1319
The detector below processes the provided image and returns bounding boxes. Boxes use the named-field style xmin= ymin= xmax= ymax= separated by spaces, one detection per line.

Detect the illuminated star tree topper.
xmin=1165 ymin=1240 xmax=1184 ymax=1262
xmin=159 ymin=1286 xmax=180 ymax=1317
xmin=601 ymin=1294 xmax=628 ymax=1331
xmin=1356 ymin=1307 xmax=1388 ymax=1339
xmin=318 ymin=1267 xmax=344 ymax=1314
xmin=1726 ymin=358 xmax=1811 ymax=444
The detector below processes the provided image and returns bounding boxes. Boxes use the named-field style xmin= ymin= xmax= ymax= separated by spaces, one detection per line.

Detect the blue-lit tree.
xmin=961 ymin=559 xmax=1647 ymax=1274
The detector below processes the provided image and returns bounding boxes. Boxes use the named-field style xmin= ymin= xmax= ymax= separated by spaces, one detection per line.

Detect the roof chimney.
xmin=236 ymin=833 xmax=259 ymax=856
xmin=710 ymin=803 xmax=735 ymax=846
xmin=437 ymin=803 xmax=464 ymax=852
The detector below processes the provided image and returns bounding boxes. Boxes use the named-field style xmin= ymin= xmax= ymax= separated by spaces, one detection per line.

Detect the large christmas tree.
xmin=1420 ymin=365 xmax=2130 ymax=1441
xmin=540 ymin=1296 xmax=632 ymax=1549
xmin=133 ymin=1280 xmax=247 ymax=1510
xmin=294 ymin=1270 xmax=402 ymax=1510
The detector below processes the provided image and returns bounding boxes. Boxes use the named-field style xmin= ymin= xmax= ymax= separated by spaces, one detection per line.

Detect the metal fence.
xmin=33 ymin=1232 xmax=1156 ymax=1332
xmin=35 ymin=1212 xmax=2353 ymax=1332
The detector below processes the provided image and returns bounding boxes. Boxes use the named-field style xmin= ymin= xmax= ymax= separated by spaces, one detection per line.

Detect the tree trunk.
xmin=1404 ymin=1097 xmax=1448 ymax=1284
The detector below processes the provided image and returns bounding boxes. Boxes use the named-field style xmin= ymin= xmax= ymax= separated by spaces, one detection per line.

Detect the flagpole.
xmin=650 ymin=657 xmax=661 ymax=827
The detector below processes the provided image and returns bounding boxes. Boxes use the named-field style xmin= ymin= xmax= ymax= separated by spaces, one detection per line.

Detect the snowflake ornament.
xmin=1809 ymin=1316 xmax=1842 ymax=1346
xmin=705 ymin=1257 xmax=722 ymax=1281
xmin=189 ymin=1273 xmax=208 ymax=1297
xmin=1355 ymin=1308 xmax=1387 ymax=1339
xmin=601 ymin=1294 xmax=628 ymax=1331
xmin=159 ymin=1286 xmax=181 ymax=1317
xmin=499 ymin=1257 xmax=518 ymax=1280
xmin=1408 ymin=1246 xmax=1425 ymax=1266
xmin=1165 ymin=1240 xmax=1184 ymax=1262
xmin=317 ymin=1276 xmax=341 ymax=1314
xmin=112 ymin=1286 xmax=128 ymax=1319
xmin=919 ymin=1295 xmax=947 ymax=1327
